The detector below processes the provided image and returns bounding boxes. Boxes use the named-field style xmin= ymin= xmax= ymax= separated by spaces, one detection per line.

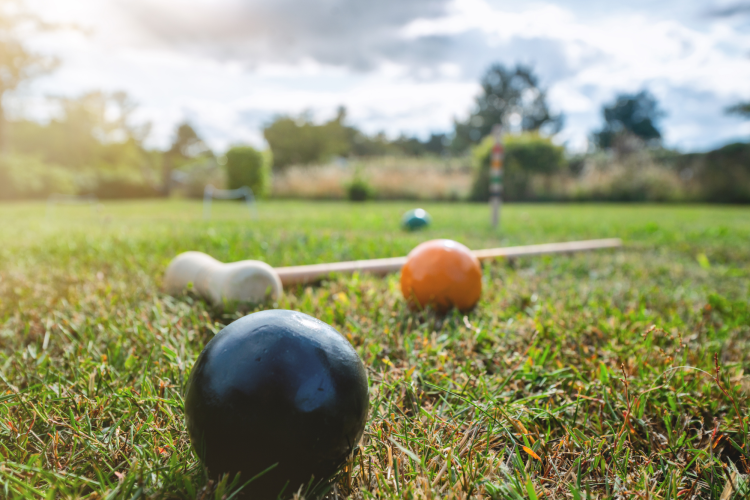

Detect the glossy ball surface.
xmin=400 ymin=239 xmax=482 ymax=312
xmin=184 ymin=310 xmax=369 ymax=498
xmin=401 ymin=208 xmax=431 ymax=231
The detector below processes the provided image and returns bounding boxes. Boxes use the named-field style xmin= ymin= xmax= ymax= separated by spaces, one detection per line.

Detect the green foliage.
xmin=0 ymin=201 xmax=748 ymax=498
xmin=9 ymin=92 xmax=151 ymax=170
xmin=452 ymin=63 xmax=563 ymax=152
xmin=593 ymin=90 xmax=663 ymax=150
xmin=469 ymin=141 xmax=750 ymax=204
xmin=471 ymin=132 xmax=565 ymax=201
xmin=3 ymin=92 xmax=164 ymax=199
xmin=174 ymin=157 xmax=225 ymax=199
xmin=263 ymin=109 xmax=353 ymax=169
xmin=573 ymin=162 xmax=686 ymax=202
xmin=0 ymin=1 xmax=60 ymax=95
xmin=0 ymin=152 xmax=159 ymax=202
xmin=91 ymin=167 xmax=160 ymax=199
xmin=0 ymin=0 xmax=63 ymax=152
xmin=163 ymin=122 xmax=211 ymax=195
xmin=0 ymin=153 xmax=76 ymax=200
xmin=264 ymin=109 xmax=449 ymax=168
xmin=350 ymin=131 xmax=397 ymax=157
xmin=345 ymin=173 xmax=374 ymax=201
xmin=167 ymin=123 xmax=209 ymax=161
xmin=675 ymin=142 xmax=750 ymax=203
xmin=726 ymin=101 xmax=750 ymax=118
xmin=224 ymin=145 xmax=270 ymax=197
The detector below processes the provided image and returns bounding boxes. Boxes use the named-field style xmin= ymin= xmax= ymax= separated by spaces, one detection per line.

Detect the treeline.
xmin=260 ymin=69 xmax=668 ymax=172
xmin=0 ymin=1 xmax=273 ymax=202
xmin=263 ymin=64 xmax=563 ymax=167
xmin=263 ymin=108 xmax=449 ymax=169
xmin=0 ymin=49 xmax=746 ymax=202
xmin=1 ymin=85 xmax=747 ymax=203
xmin=0 ymin=91 xmax=274 ymax=201
xmin=0 ymin=92 xmax=161 ymax=199
xmin=1 ymin=0 xmax=748 ymax=203
xmin=262 ymin=69 xmax=750 ymax=203
xmin=470 ymin=136 xmax=750 ymax=203
xmin=669 ymin=142 xmax=750 ymax=203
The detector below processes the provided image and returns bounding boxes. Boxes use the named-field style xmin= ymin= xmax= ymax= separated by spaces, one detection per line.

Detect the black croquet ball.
xmin=184 ymin=309 xmax=369 ymax=499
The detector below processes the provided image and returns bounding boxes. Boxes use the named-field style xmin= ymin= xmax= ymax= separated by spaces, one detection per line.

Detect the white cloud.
xmin=13 ymin=0 xmax=750 ymax=152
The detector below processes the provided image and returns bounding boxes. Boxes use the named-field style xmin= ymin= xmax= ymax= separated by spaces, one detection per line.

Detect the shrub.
xmin=470 ymin=132 xmax=565 ymax=201
xmin=92 ymin=169 xmax=160 ymax=199
xmin=346 ymin=175 xmax=375 ymax=201
xmin=0 ymin=154 xmax=77 ymax=200
xmin=225 ymin=146 xmax=270 ymax=197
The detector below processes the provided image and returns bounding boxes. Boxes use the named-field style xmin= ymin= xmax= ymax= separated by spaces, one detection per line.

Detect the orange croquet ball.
xmin=400 ymin=239 xmax=482 ymax=313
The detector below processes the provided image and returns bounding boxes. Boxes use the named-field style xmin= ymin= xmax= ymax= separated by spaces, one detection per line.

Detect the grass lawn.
xmin=1 ymin=200 xmax=749 ymax=499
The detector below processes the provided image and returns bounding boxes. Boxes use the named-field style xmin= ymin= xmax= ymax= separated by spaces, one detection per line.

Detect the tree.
xmin=0 ymin=0 xmax=61 ymax=151
xmin=593 ymin=90 xmax=663 ymax=151
xmin=5 ymin=91 xmax=161 ymax=199
xmin=56 ymin=91 xmax=150 ymax=144
xmin=263 ymin=107 xmax=354 ymax=169
xmin=423 ymin=133 xmax=449 ymax=156
xmin=8 ymin=90 xmax=152 ymax=169
xmin=452 ymin=63 xmax=563 ymax=152
xmin=391 ymin=135 xmax=425 ymax=156
xmin=726 ymin=101 xmax=750 ymax=119
xmin=163 ymin=122 xmax=209 ymax=194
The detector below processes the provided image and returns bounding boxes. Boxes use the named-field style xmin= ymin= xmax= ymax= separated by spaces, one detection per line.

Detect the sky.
xmin=13 ymin=0 xmax=750 ymax=153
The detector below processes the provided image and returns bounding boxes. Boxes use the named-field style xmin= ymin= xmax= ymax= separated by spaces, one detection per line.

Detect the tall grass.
xmin=272 ymin=157 xmax=473 ymax=201
xmin=270 ymin=150 xmax=715 ymax=203
xmin=549 ymin=153 xmax=691 ymax=202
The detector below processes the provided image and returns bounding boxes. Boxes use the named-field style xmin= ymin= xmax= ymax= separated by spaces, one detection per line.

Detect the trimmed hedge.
xmin=225 ymin=146 xmax=270 ymax=197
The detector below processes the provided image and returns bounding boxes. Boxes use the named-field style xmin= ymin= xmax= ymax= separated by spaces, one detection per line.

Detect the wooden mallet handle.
xmin=275 ymin=238 xmax=622 ymax=286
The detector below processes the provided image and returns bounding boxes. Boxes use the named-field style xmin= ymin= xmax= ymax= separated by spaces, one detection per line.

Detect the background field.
xmin=1 ymin=200 xmax=749 ymax=499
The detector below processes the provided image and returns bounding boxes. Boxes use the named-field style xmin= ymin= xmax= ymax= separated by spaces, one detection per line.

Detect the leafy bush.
xmin=224 ymin=146 xmax=270 ymax=197
xmin=92 ymin=168 xmax=160 ymax=199
xmin=0 ymin=154 xmax=77 ymax=200
xmin=470 ymin=132 xmax=565 ymax=201
xmin=346 ymin=175 xmax=375 ymax=201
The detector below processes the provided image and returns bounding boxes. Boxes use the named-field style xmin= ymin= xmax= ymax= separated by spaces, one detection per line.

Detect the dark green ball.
xmin=184 ymin=310 xmax=369 ymax=499
xmin=401 ymin=208 xmax=431 ymax=231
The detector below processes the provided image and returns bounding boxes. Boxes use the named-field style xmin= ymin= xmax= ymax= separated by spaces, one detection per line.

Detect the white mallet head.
xmin=164 ymin=251 xmax=220 ymax=296
xmin=164 ymin=252 xmax=282 ymax=307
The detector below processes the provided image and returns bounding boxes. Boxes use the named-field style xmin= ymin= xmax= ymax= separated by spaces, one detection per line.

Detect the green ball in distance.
xmin=401 ymin=208 xmax=431 ymax=231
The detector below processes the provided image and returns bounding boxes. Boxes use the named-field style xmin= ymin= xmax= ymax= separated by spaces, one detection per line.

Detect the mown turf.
xmin=1 ymin=200 xmax=749 ymax=499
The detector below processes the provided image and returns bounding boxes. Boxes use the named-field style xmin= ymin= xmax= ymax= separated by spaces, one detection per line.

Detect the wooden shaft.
xmin=472 ymin=238 xmax=622 ymax=260
xmin=276 ymin=257 xmax=406 ymax=286
xmin=275 ymin=238 xmax=622 ymax=286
